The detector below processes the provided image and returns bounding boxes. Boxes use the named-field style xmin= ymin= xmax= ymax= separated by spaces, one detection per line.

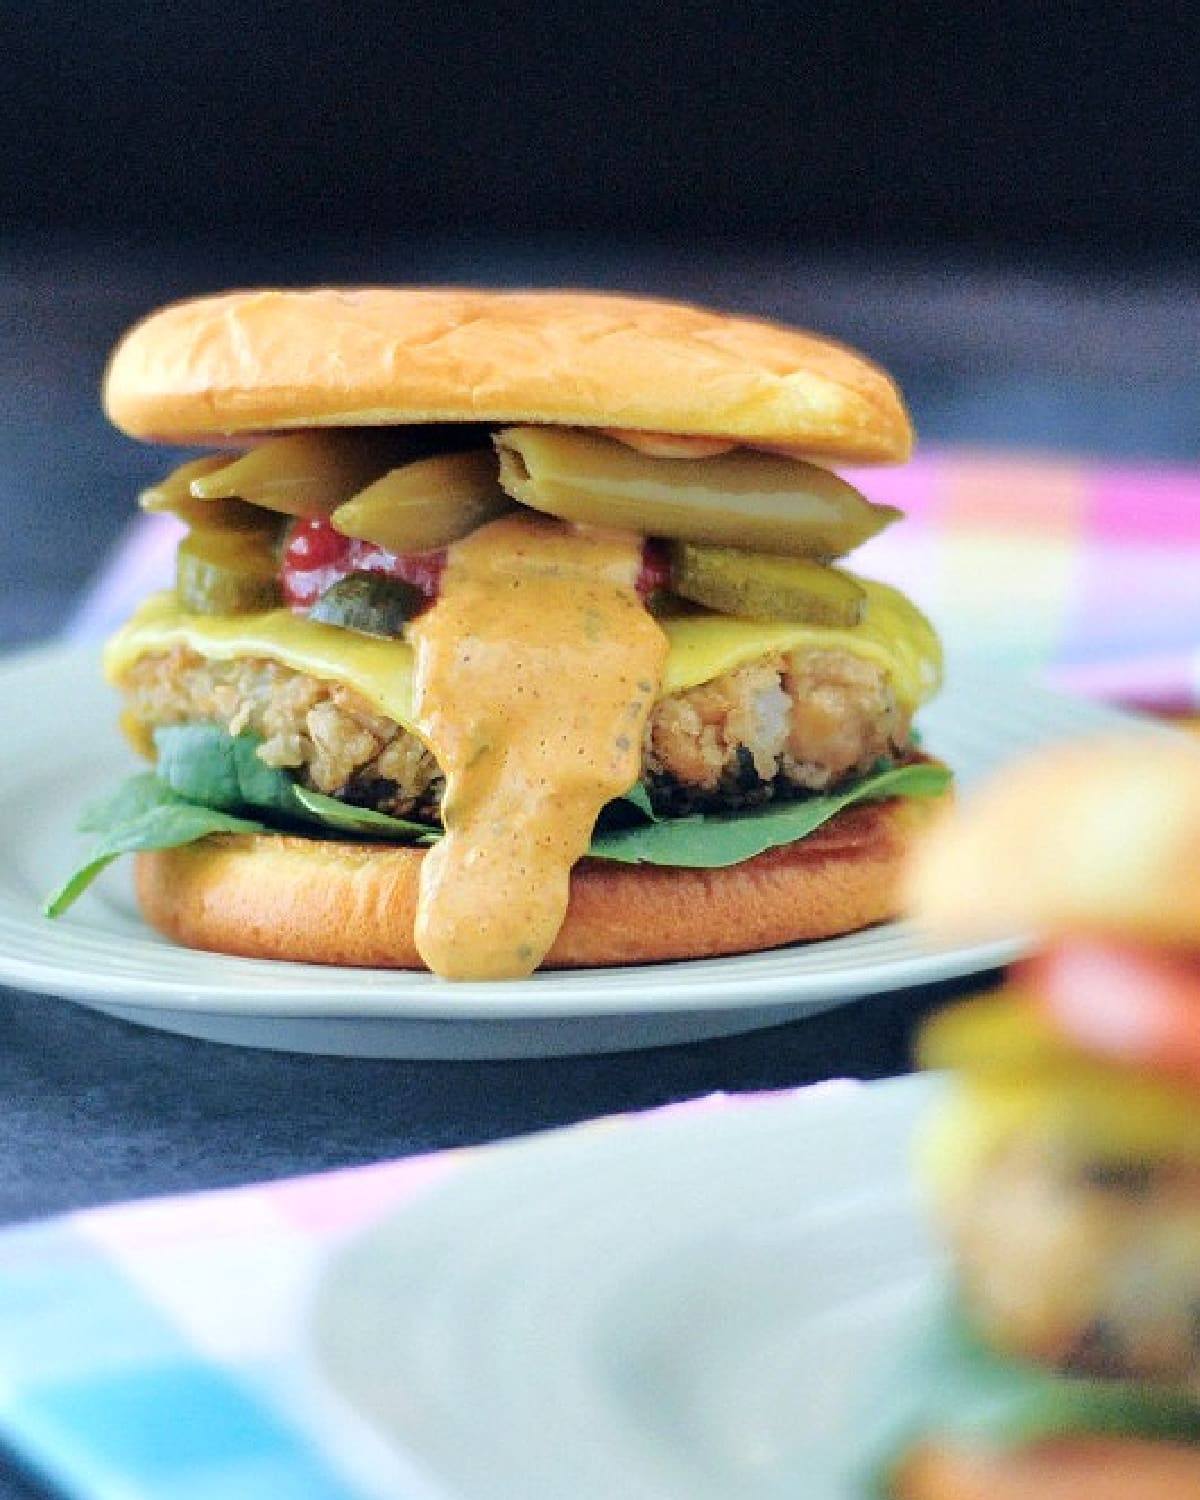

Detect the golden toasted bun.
xmin=895 ymin=1436 xmax=1200 ymax=1499
xmin=102 ymin=287 xmax=912 ymax=462
xmin=133 ymin=792 xmax=946 ymax=969
xmin=905 ymin=735 xmax=1200 ymax=950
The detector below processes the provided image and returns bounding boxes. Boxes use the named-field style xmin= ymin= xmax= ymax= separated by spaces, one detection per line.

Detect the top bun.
xmin=102 ymin=287 xmax=912 ymax=462
xmin=905 ymin=735 xmax=1200 ymax=950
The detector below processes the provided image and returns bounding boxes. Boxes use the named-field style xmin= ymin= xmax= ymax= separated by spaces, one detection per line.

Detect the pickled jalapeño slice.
xmin=331 ymin=450 xmax=508 ymax=552
xmin=494 ymin=426 xmax=899 ymax=558
xmin=140 ymin=453 xmax=275 ymax=531
xmin=190 ymin=431 xmax=418 ymax=518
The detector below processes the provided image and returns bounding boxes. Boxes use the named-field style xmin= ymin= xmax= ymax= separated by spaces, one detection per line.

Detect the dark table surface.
xmin=0 ymin=230 xmax=1197 ymax=1498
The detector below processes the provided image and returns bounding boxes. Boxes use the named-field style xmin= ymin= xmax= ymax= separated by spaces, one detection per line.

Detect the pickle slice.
xmin=330 ymin=450 xmax=508 ymax=552
xmin=139 ymin=453 xmax=277 ymax=531
xmin=190 ymin=431 xmax=417 ymax=518
xmin=671 ymin=541 xmax=866 ymax=625
xmin=308 ymin=572 xmax=426 ymax=637
xmin=495 ymin=426 xmax=899 ymax=557
xmin=175 ymin=527 xmax=283 ymax=614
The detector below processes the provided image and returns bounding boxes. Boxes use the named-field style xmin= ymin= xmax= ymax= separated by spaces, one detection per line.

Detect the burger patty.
xmin=939 ymin=1132 xmax=1200 ymax=1390
xmin=119 ymin=645 xmax=912 ymax=818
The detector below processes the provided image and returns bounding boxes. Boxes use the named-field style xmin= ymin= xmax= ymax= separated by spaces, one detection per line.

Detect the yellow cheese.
xmin=103 ymin=594 xmax=419 ymax=725
xmin=659 ymin=577 xmax=941 ymax=710
xmin=103 ymin=573 xmax=942 ymax=729
xmin=917 ymin=994 xmax=1200 ymax=1204
xmin=920 ymin=1072 xmax=1200 ymax=1217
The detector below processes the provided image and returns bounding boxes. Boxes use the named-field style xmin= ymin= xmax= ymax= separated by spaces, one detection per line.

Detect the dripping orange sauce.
xmin=408 ymin=512 xmax=668 ymax=979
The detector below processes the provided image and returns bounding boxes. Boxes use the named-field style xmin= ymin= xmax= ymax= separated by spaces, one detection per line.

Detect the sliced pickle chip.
xmin=494 ymin=426 xmax=900 ymax=558
xmin=670 ymin=541 xmax=866 ymax=625
xmin=308 ymin=572 xmax=426 ymax=638
xmin=641 ymin=588 xmax=680 ymax=618
xmin=175 ymin=527 xmax=283 ymax=615
xmin=139 ymin=453 xmax=277 ymax=531
xmin=330 ymin=450 xmax=508 ymax=552
xmin=190 ymin=431 xmax=418 ymax=518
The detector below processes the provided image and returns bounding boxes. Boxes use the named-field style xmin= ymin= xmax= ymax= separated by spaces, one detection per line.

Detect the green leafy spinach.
xmin=46 ymin=724 xmax=950 ymax=915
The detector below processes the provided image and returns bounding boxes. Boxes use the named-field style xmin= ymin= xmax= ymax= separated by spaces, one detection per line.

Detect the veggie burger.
xmin=50 ymin=288 xmax=948 ymax=980
xmin=874 ymin=735 xmax=1200 ymax=1497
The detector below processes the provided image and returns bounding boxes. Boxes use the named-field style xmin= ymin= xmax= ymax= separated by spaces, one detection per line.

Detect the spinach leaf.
xmin=47 ymin=726 xmax=950 ymax=918
xmin=291 ymin=786 xmax=438 ymax=841
xmin=44 ymin=775 xmax=266 ymax=917
xmin=154 ymin=724 xmax=306 ymax=818
xmin=618 ymin=780 xmax=658 ymax=820
xmin=47 ymin=726 xmax=440 ymax=914
xmin=859 ymin=1295 xmax=1200 ymax=1497
xmin=589 ymin=761 xmax=951 ymax=867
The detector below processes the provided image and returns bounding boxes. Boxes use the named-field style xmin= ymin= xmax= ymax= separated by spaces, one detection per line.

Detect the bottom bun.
xmin=894 ymin=1437 xmax=1200 ymax=1500
xmin=134 ymin=792 xmax=946 ymax=970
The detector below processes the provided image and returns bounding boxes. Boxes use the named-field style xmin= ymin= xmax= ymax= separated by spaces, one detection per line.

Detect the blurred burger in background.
xmin=871 ymin=735 xmax=1200 ymax=1497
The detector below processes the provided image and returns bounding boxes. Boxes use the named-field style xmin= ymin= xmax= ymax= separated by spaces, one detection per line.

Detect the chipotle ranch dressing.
xmin=408 ymin=512 xmax=668 ymax=979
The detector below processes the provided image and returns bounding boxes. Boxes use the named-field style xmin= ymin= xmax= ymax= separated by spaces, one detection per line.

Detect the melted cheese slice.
xmin=920 ymin=1071 xmax=1200 ymax=1218
xmin=918 ymin=994 xmax=1200 ymax=1205
xmin=104 ymin=575 xmax=942 ymax=727
xmin=659 ymin=578 xmax=941 ymax=708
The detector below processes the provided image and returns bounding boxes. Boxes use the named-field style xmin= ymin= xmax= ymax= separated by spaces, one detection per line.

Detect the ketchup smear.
xmin=281 ymin=519 xmax=670 ymax=612
xmin=281 ymin=518 xmax=447 ymax=610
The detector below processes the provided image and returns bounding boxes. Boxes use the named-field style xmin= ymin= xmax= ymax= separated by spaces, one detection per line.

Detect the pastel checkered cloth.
xmin=0 ymin=1151 xmax=462 ymax=1497
xmin=846 ymin=450 xmax=1200 ymax=712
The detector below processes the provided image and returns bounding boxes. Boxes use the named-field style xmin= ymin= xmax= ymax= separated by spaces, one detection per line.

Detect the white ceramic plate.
xmin=309 ymin=1075 xmax=941 ymax=1500
xmin=0 ymin=642 xmax=1146 ymax=1057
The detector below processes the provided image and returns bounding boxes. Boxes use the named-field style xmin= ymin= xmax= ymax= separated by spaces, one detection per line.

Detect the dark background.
xmin=4 ymin=1 xmax=1199 ymax=255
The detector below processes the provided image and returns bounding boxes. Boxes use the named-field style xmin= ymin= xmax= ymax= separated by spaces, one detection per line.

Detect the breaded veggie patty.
xmin=119 ymin=642 xmax=912 ymax=819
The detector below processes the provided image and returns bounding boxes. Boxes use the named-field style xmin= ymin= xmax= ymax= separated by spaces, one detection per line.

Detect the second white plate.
xmin=309 ymin=1076 xmax=942 ymax=1500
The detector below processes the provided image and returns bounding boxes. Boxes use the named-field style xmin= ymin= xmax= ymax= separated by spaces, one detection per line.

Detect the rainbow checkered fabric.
xmin=0 ymin=1152 xmax=459 ymax=1497
xmin=851 ymin=451 xmax=1200 ymax=709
